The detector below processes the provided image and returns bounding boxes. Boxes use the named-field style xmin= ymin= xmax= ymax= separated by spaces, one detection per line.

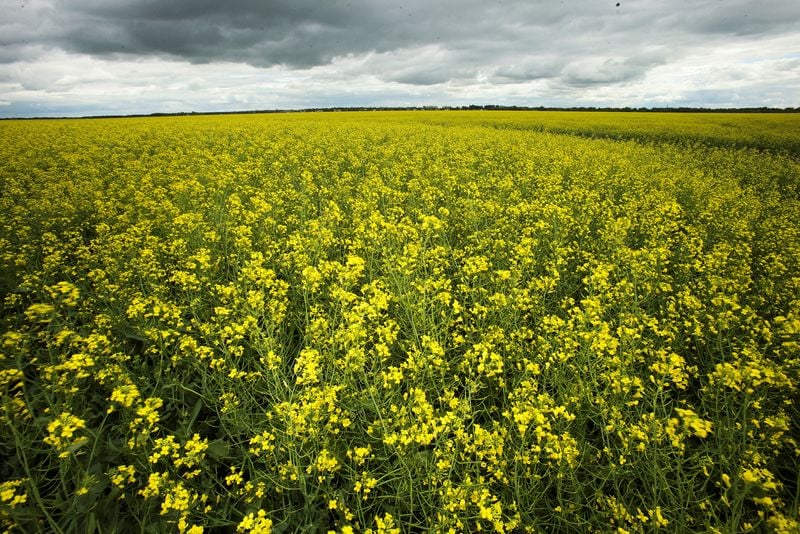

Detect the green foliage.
xmin=0 ymin=111 xmax=799 ymax=532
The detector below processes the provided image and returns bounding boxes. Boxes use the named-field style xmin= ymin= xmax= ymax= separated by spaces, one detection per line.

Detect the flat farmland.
xmin=1 ymin=111 xmax=799 ymax=532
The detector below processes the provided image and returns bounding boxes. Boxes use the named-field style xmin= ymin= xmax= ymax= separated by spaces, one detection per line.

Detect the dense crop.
xmin=419 ymin=111 xmax=800 ymax=157
xmin=1 ymin=111 xmax=799 ymax=533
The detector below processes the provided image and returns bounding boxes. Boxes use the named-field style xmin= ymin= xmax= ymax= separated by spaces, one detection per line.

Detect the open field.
xmin=1 ymin=111 xmax=799 ymax=532
xmin=417 ymin=111 xmax=800 ymax=157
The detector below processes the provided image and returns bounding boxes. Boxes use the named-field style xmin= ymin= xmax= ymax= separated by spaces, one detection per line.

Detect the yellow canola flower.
xmin=294 ymin=348 xmax=322 ymax=386
xmin=301 ymin=265 xmax=324 ymax=292
xmin=0 ymin=479 xmax=28 ymax=507
xmin=347 ymin=446 xmax=371 ymax=465
xmin=226 ymin=466 xmax=245 ymax=487
xmin=674 ymin=408 xmax=713 ymax=438
xmin=740 ymin=467 xmax=780 ymax=491
xmin=353 ymin=471 xmax=378 ymax=500
xmin=110 ymin=384 xmax=142 ymax=409
xmin=308 ymin=449 xmax=340 ymax=482
xmin=160 ymin=481 xmax=195 ymax=516
xmin=177 ymin=434 xmax=209 ymax=470
xmin=180 ymin=521 xmax=204 ymax=534
xmin=24 ymin=303 xmax=55 ymax=323
xmin=127 ymin=397 xmax=164 ymax=448
xmin=139 ymin=472 xmax=169 ymax=499
xmin=47 ymin=281 xmax=80 ymax=307
xmin=249 ymin=430 xmax=276 ymax=455
xmin=369 ymin=512 xmax=400 ymax=534
xmin=0 ymin=369 xmax=24 ymax=390
xmin=1 ymin=331 xmax=25 ymax=349
xmin=109 ymin=465 xmax=136 ymax=490
xmin=43 ymin=411 xmax=88 ymax=458
xmin=149 ymin=435 xmax=180 ymax=464
xmin=237 ymin=509 xmax=273 ymax=534
xmin=649 ymin=506 xmax=669 ymax=528
xmin=4 ymin=108 xmax=800 ymax=534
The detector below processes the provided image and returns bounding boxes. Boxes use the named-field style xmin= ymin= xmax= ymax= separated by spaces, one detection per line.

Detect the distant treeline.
xmin=5 ymin=105 xmax=798 ymax=120
xmin=147 ymin=105 xmax=800 ymax=116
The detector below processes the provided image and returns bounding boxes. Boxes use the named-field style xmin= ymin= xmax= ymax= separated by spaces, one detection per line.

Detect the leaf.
xmin=87 ymin=512 xmax=97 ymax=534
xmin=187 ymin=397 xmax=203 ymax=432
xmin=207 ymin=440 xmax=230 ymax=460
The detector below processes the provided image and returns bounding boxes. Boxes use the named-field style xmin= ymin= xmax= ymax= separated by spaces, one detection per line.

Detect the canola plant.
xmin=1 ymin=111 xmax=799 ymax=532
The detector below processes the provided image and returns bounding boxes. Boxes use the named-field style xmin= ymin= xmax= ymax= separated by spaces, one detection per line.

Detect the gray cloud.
xmin=560 ymin=49 xmax=670 ymax=86
xmin=5 ymin=0 xmax=792 ymax=73
xmin=0 ymin=0 xmax=798 ymax=115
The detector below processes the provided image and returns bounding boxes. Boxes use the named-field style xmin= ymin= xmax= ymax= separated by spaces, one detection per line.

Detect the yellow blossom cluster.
xmin=43 ymin=411 xmax=88 ymax=458
xmin=1 ymin=111 xmax=799 ymax=531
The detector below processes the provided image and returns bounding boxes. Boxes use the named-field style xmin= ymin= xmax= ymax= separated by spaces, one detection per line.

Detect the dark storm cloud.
xmin=37 ymin=0 xmax=546 ymax=65
xmin=45 ymin=0 xmax=438 ymax=68
xmin=8 ymin=0 xmax=792 ymax=76
xmin=1 ymin=0 xmax=798 ymax=116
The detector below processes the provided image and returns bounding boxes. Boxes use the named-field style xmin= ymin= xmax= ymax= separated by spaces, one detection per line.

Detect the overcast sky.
xmin=1 ymin=0 xmax=799 ymax=117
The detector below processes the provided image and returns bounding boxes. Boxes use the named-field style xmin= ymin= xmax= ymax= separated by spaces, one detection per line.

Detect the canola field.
xmin=1 ymin=111 xmax=799 ymax=533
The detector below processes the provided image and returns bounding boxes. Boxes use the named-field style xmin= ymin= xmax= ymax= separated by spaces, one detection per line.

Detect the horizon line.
xmin=3 ymin=104 xmax=799 ymax=121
